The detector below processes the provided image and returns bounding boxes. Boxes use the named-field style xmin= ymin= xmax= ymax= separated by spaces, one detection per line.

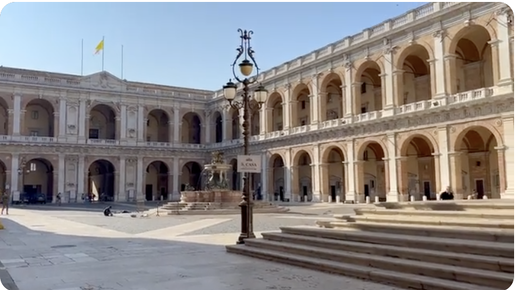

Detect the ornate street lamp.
xmin=222 ymin=29 xmax=268 ymax=244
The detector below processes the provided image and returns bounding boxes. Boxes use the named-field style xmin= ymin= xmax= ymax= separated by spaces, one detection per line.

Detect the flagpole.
xmin=101 ymin=36 xmax=105 ymax=71
xmin=121 ymin=45 xmax=124 ymax=79
xmin=81 ymin=39 xmax=84 ymax=76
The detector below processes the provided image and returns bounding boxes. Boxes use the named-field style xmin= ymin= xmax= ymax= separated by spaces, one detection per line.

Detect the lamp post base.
xmin=236 ymin=202 xmax=249 ymax=244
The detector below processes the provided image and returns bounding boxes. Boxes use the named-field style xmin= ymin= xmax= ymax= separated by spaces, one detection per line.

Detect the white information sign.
xmin=237 ymin=155 xmax=262 ymax=173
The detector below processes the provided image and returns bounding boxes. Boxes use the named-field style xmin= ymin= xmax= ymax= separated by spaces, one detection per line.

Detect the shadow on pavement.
xmin=0 ymin=214 xmax=390 ymax=290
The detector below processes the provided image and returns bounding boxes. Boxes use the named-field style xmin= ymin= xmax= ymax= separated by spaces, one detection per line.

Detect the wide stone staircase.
xmin=154 ymin=201 xmax=289 ymax=215
xmin=226 ymin=200 xmax=514 ymax=290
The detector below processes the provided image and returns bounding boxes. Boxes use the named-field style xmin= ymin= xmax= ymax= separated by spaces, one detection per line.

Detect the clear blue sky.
xmin=0 ymin=2 xmax=425 ymax=91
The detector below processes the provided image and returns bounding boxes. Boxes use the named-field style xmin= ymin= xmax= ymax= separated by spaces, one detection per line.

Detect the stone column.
xmin=77 ymin=155 xmax=85 ymax=198
xmin=432 ymin=30 xmax=447 ymax=98
xmin=115 ymin=117 xmax=121 ymax=140
xmin=432 ymin=153 xmax=441 ymax=198
xmin=13 ymin=94 xmax=21 ymax=136
xmin=392 ymin=70 xmax=405 ymax=107
xmin=172 ymin=157 xmax=180 ymax=199
xmin=501 ymin=114 xmax=514 ymax=198
xmin=58 ymin=98 xmax=67 ymax=138
xmin=114 ymin=171 xmax=119 ymax=201
xmin=78 ymin=100 xmax=87 ymax=142
xmin=310 ymin=74 xmax=320 ymax=125
xmin=265 ymin=108 xmax=273 ymax=133
xmin=10 ymin=154 xmax=19 ymax=193
xmin=290 ymin=166 xmax=299 ymax=202
xmin=120 ymin=104 xmax=127 ymax=141
xmin=319 ymin=163 xmax=328 ymax=202
xmin=259 ymin=106 xmax=267 ymax=136
xmin=354 ymin=161 xmax=364 ymax=202
xmin=382 ymin=47 xmax=396 ymax=115
xmin=282 ymin=84 xmax=291 ymax=130
xmin=495 ymin=8 xmax=514 ymax=89
xmin=57 ymin=154 xmax=65 ymax=197
xmin=53 ymin=112 xmax=59 ymax=138
xmin=343 ymin=60 xmax=353 ymax=117
xmin=221 ymin=109 xmax=228 ymax=140
xmin=345 ymin=141 xmax=356 ymax=201
xmin=118 ymin=157 xmax=126 ymax=201
xmin=311 ymin=163 xmax=321 ymax=202
xmin=167 ymin=173 xmax=174 ymax=200
xmin=351 ymin=82 xmax=362 ymax=115
xmin=173 ymin=107 xmax=180 ymax=143
xmin=284 ymin=149 xmax=292 ymax=201
xmin=436 ymin=127 xmax=450 ymax=192
xmin=19 ymin=110 xmax=26 ymax=136
xmin=260 ymin=153 xmax=268 ymax=199
xmin=449 ymin=151 xmax=464 ymax=199
xmin=205 ymin=111 xmax=211 ymax=143
xmin=382 ymin=158 xmax=390 ymax=200
xmin=52 ymin=172 xmax=59 ymax=202
xmin=396 ymin=157 xmax=409 ymax=201
xmin=342 ymin=161 xmax=349 ymax=202
xmin=443 ymin=54 xmax=457 ymax=95
xmin=137 ymin=105 xmax=145 ymax=141
xmin=385 ymin=133 xmax=399 ymax=201
xmin=136 ymin=157 xmax=144 ymax=201
xmin=7 ymin=109 xmax=13 ymax=135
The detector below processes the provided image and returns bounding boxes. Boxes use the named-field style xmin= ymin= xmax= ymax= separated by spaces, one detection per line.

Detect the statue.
xmin=211 ymin=151 xmax=224 ymax=164
xmin=204 ymin=151 xmax=231 ymax=190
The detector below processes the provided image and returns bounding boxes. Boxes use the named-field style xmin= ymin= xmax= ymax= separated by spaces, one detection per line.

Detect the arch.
xmin=145 ymin=160 xmax=169 ymax=201
xmin=397 ymin=44 xmax=432 ymax=105
xmin=354 ymin=59 xmax=385 ymax=82
xmin=87 ymin=159 xmax=115 ymax=201
xmin=88 ymin=104 xmax=117 ymax=140
xmin=321 ymin=145 xmax=346 ymax=163
xmin=356 ymin=140 xmax=388 ymax=161
xmin=146 ymin=109 xmax=170 ymax=143
xmin=269 ymin=153 xmax=285 ymax=201
xmin=447 ymin=24 xmax=497 ymax=55
xmin=399 ymin=133 xmax=438 ymax=156
xmin=212 ymin=111 xmax=223 ymax=143
xmin=181 ymin=161 xmax=202 ymax=190
xmin=292 ymin=149 xmax=313 ymax=166
xmin=266 ymin=92 xmax=284 ymax=132
xmin=292 ymin=83 xmax=311 ymax=127
xmin=22 ymin=158 xmax=54 ymax=202
xmin=452 ymin=125 xmax=502 ymax=199
xmin=181 ymin=112 xmax=202 ymax=144
xmin=269 ymin=153 xmax=285 ymax=167
xmin=354 ymin=60 xmax=384 ymax=113
xmin=0 ymin=97 xmax=9 ymax=135
xmin=448 ymin=25 xmax=494 ymax=93
xmin=453 ymin=124 xmax=503 ymax=152
xmin=320 ymin=73 xmax=344 ymax=121
xmin=24 ymin=99 xmax=55 ymax=137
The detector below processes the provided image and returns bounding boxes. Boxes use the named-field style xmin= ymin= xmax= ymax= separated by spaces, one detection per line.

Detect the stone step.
xmin=280 ymin=226 xmax=513 ymax=258
xmin=162 ymin=207 xmax=289 ymax=215
xmin=322 ymin=220 xmax=514 ymax=243
xmin=352 ymin=208 xmax=515 ymax=220
xmin=226 ymin=245 xmax=502 ymax=290
xmin=261 ymin=232 xmax=513 ymax=273
xmin=378 ymin=200 xmax=514 ymax=211
xmin=244 ymin=239 xmax=512 ymax=289
xmin=347 ymin=215 xmax=514 ymax=229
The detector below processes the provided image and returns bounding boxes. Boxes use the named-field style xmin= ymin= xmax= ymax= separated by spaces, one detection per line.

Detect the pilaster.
xmin=260 ymin=153 xmax=268 ymax=200
xmin=351 ymin=82 xmax=362 ymax=115
xmin=283 ymin=84 xmax=291 ymax=130
xmin=137 ymin=105 xmax=145 ymax=141
xmin=386 ymin=133 xmax=399 ymax=201
xmin=396 ymin=156 xmax=409 ymax=201
xmin=496 ymin=8 xmax=514 ymax=89
xmin=115 ymin=116 xmax=121 ymax=140
xmin=343 ymin=59 xmax=353 ymax=117
xmin=58 ymin=98 xmax=67 ymax=138
xmin=448 ymin=151 xmax=464 ymax=199
xmin=354 ymin=160 xmax=365 ymax=202
xmin=13 ymin=95 xmax=21 ymax=136
xmin=345 ymin=141 xmax=356 ymax=201
xmin=392 ymin=70 xmax=405 ymax=106
xmin=222 ymin=109 xmax=228 ymax=140
xmin=172 ymin=157 xmax=180 ymax=199
xmin=120 ymin=104 xmax=127 ymax=141
xmin=78 ymin=100 xmax=87 ymax=142
xmin=290 ymin=165 xmax=299 ymax=201
xmin=319 ymin=163 xmax=329 ymax=202
xmin=77 ymin=155 xmax=85 ymax=197
xmin=118 ymin=156 xmax=126 ymax=201
xmin=501 ymin=115 xmax=514 ymax=198
xmin=284 ymin=149 xmax=292 ymax=201
xmin=136 ymin=156 xmax=144 ymax=201
xmin=436 ymin=126 xmax=450 ymax=192
xmin=173 ymin=106 xmax=180 ymax=143
xmin=382 ymin=46 xmax=396 ymax=114
xmin=57 ymin=154 xmax=65 ymax=197
xmin=10 ymin=153 xmax=19 ymax=193
xmin=310 ymin=74 xmax=320 ymax=124
xmin=432 ymin=30 xmax=447 ymax=98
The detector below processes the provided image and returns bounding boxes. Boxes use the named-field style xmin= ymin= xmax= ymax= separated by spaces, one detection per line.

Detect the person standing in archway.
xmin=1 ymin=190 xmax=9 ymax=215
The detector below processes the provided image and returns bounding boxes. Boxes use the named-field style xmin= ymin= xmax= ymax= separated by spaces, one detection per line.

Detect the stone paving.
xmin=0 ymin=205 xmax=401 ymax=290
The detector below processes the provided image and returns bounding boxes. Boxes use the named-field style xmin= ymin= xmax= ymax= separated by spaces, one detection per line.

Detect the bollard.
xmin=365 ymin=196 xmax=371 ymax=204
xmin=303 ymin=195 xmax=308 ymax=202
xmin=410 ymin=195 xmax=415 ymax=202
xmin=328 ymin=195 xmax=332 ymax=203
xmin=422 ymin=195 xmax=427 ymax=201
xmin=374 ymin=196 xmax=379 ymax=203
xmin=336 ymin=196 xmax=340 ymax=203
xmin=467 ymin=195 xmax=472 ymax=200
xmin=483 ymin=195 xmax=488 ymax=200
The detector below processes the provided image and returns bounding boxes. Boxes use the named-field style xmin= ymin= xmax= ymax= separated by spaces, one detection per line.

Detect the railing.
xmin=446 ymin=87 xmax=494 ymax=105
xmin=87 ymin=139 xmax=119 ymax=145
xmin=396 ymin=100 xmax=432 ymax=114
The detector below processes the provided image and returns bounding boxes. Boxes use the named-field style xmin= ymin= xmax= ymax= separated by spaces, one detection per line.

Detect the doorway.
xmin=423 ymin=181 xmax=431 ymax=200
xmin=302 ymin=186 xmax=308 ymax=202
xmin=160 ymin=187 xmax=167 ymax=200
xmin=145 ymin=184 xmax=153 ymax=201
xmin=475 ymin=179 xmax=485 ymax=199
xmin=279 ymin=186 xmax=284 ymax=202
xmin=364 ymin=184 xmax=369 ymax=198
xmin=331 ymin=185 xmax=336 ymax=202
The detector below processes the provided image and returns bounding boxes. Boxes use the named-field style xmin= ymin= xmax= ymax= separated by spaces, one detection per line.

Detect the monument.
xmin=156 ymin=151 xmax=288 ymax=215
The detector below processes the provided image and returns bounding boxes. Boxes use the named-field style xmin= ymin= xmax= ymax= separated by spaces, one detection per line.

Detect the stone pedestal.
xmin=180 ymin=190 xmax=242 ymax=203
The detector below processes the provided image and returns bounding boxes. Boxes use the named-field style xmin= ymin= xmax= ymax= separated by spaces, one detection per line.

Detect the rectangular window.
xmin=31 ymin=110 xmax=39 ymax=120
xmin=30 ymin=162 xmax=36 ymax=171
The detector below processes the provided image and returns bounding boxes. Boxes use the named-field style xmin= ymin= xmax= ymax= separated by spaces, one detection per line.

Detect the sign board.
xmin=237 ymin=155 xmax=262 ymax=173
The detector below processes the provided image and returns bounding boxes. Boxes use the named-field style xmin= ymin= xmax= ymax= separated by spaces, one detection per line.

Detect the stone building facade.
xmin=0 ymin=2 xmax=513 ymax=203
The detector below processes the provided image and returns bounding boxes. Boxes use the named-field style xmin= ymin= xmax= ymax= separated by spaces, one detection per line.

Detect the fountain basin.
xmin=180 ymin=190 xmax=243 ymax=203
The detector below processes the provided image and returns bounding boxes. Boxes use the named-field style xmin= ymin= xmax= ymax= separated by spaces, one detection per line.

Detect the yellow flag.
xmin=94 ymin=39 xmax=104 ymax=54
